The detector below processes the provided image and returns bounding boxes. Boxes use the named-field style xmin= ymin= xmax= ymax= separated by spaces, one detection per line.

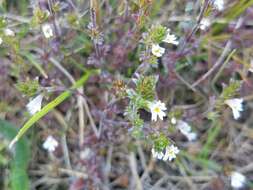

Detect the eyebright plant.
xmin=2 ymin=1 xmax=253 ymax=189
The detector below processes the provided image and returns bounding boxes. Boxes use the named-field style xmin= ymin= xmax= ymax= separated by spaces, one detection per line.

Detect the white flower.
xmin=163 ymin=145 xmax=180 ymax=161
xmin=225 ymin=98 xmax=243 ymax=120
xmin=213 ymin=0 xmax=224 ymax=11
xmin=151 ymin=44 xmax=165 ymax=57
xmin=176 ymin=120 xmax=197 ymax=141
xmin=171 ymin=117 xmax=177 ymax=125
xmin=231 ymin=171 xmax=246 ymax=189
xmin=43 ymin=136 xmax=58 ymax=152
xmin=162 ymin=29 xmax=179 ymax=45
xmin=199 ymin=18 xmax=211 ymax=30
xmin=148 ymin=100 xmax=167 ymax=121
xmin=42 ymin=24 xmax=54 ymax=38
xmin=151 ymin=144 xmax=179 ymax=161
xmin=0 ymin=37 xmax=2 ymax=45
xmin=151 ymin=148 xmax=164 ymax=160
xmin=26 ymin=94 xmax=43 ymax=115
xmin=4 ymin=28 xmax=15 ymax=36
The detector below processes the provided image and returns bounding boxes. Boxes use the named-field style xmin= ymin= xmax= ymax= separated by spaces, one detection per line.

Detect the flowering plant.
xmin=0 ymin=0 xmax=252 ymax=189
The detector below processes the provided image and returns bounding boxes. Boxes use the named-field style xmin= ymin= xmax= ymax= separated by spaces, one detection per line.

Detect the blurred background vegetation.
xmin=0 ymin=0 xmax=253 ymax=189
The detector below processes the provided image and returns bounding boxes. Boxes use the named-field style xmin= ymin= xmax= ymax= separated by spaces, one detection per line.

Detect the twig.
xmin=180 ymin=0 xmax=210 ymax=52
xmin=211 ymin=49 xmax=237 ymax=94
xmin=140 ymin=159 xmax=154 ymax=181
xmin=0 ymin=13 xmax=30 ymax=23
xmin=67 ymin=0 xmax=78 ymax=13
xmin=58 ymin=168 xmax=88 ymax=179
xmin=129 ymin=152 xmax=143 ymax=190
xmin=53 ymin=110 xmax=72 ymax=169
xmin=137 ymin=141 xmax=146 ymax=170
xmin=174 ymin=70 xmax=207 ymax=100
xmin=191 ymin=40 xmax=232 ymax=88
xmin=80 ymin=96 xmax=100 ymax=138
xmin=77 ymin=87 xmax=86 ymax=146
xmin=90 ymin=0 xmax=100 ymax=57
xmin=104 ymin=145 xmax=113 ymax=187
xmin=191 ymin=17 xmax=244 ymax=88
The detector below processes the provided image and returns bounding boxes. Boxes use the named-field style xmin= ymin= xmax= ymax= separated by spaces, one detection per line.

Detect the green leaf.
xmin=10 ymin=168 xmax=29 ymax=190
xmin=0 ymin=119 xmax=30 ymax=190
xmin=135 ymin=75 xmax=157 ymax=101
xmin=150 ymin=25 xmax=167 ymax=44
xmin=153 ymin=133 xmax=170 ymax=152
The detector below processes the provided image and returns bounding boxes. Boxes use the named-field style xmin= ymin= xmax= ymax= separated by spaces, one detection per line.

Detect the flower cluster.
xmin=140 ymin=25 xmax=178 ymax=65
xmin=123 ymin=75 xmax=181 ymax=161
xmin=150 ymin=26 xmax=178 ymax=58
xmin=152 ymin=144 xmax=179 ymax=161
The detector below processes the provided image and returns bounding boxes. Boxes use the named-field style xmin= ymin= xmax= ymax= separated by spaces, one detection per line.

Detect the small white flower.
xmin=176 ymin=120 xmax=197 ymax=141
xmin=43 ymin=136 xmax=58 ymax=152
xmin=231 ymin=171 xmax=246 ymax=189
xmin=151 ymin=44 xmax=165 ymax=57
xmin=163 ymin=145 xmax=180 ymax=161
xmin=199 ymin=18 xmax=211 ymax=30
xmin=151 ymin=148 xmax=164 ymax=160
xmin=26 ymin=94 xmax=43 ymax=115
xmin=225 ymin=98 xmax=243 ymax=120
xmin=148 ymin=100 xmax=167 ymax=121
xmin=171 ymin=117 xmax=177 ymax=125
xmin=42 ymin=24 xmax=54 ymax=38
xmin=0 ymin=37 xmax=2 ymax=45
xmin=4 ymin=28 xmax=15 ymax=36
xmin=213 ymin=0 xmax=224 ymax=11
xmin=162 ymin=29 xmax=179 ymax=45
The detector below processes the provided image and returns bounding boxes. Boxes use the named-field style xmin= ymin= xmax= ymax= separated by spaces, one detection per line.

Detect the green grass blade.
xmin=9 ymin=70 xmax=98 ymax=147
xmin=180 ymin=151 xmax=222 ymax=172
xmin=198 ymin=122 xmax=221 ymax=159
xmin=212 ymin=0 xmax=253 ymax=34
